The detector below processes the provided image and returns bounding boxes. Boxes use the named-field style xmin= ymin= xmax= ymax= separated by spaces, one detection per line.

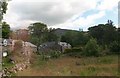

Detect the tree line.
xmin=1 ymin=1 xmax=119 ymax=57
xmin=2 ymin=19 xmax=119 ymax=57
xmin=62 ymin=20 xmax=119 ymax=56
xmin=26 ymin=20 xmax=119 ymax=56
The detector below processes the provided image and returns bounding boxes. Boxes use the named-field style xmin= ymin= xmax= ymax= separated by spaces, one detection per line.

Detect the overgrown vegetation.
xmin=61 ymin=31 xmax=90 ymax=47
xmin=28 ymin=23 xmax=59 ymax=50
xmin=83 ymin=38 xmax=99 ymax=56
xmin=60 ymin=20 xmax=119 ymax=57
xmin=109 ymin=41 xmax=120 ymax=54
xmin=2 ymin=57 xmax=14 ymax=69
xmin=2 ymin=0 xmax=119 ymax=76
xmin=17 ymin=55 xmax=118 ymax=76
xmin=2 ymin=22 xmax=11 ymax=38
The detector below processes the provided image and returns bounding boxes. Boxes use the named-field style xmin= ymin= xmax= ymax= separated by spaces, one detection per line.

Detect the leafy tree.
xmin=45 ymin=28 xmax=59 ymax=42
xmin=75 ymin=32 xmax=90 ymax=47
xmin=118 ymin=28 xmax=120 ymax=44
xmin=61 ymin=31 xmax=78 ymax=47
xmin=61 ymin=31 xmax=89 ymax=47
xmin=88 ymin=20 xmax=117 ymax=45
xmin=28 ymin=22 xmax=48 ymax=37
xmin=83 ymin=38 xmax=99 ymax=56
xmin=0 ymin=1 xmax=8 ymax=22
xmin=28 ymin=23 xmax=59 ymax=46
xmin=88 ymin=24 xmax=104 ymax=44
xmin=109 ymin=41 xmax=120 ymax=54
xmin=28 ymin=22 xmax=48 ymax=47
xmin=0 ymin=1 xmax=10 ymax=39
xmin=107 ymin=20 xmax=113 ymax=26
xmin=2 ymin=22 xmax=10 ymax=38
xmin=103 ymin=24 xmax=117 ymax=44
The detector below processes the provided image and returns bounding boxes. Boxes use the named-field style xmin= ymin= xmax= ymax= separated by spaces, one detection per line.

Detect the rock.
xmin=14 ymin=69 xmax=17 ymax=73
xmin=18 ymin=67 xmax=23 ymax=71
xmin=11 ymin=61 xmax=15 ymax=64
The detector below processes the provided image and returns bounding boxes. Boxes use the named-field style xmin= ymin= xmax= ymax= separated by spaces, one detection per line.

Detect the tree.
xmin=45 ymin=28 xmax=59 ymax=42
xmin=75 ymin=32 xmax=90 ymax=47
xmin=28 ymin=22 xmax=48 ymax=37
xmin=88 ymin=20 xmax=117 ymax=45
xmin=102 ymin=24 xmax=117 ymax=44
xmin=118 ymin=28 xmax=120 ymax=45
xmin=61 ymin=31 xmax=89 ymax=47
xmin=83 ymin=38 xmax=99 ymax=56
xmin=107 ymin=20 xmax=113 ymax=26
xmin=0 ymin=1 xmax=8 ymax=22
xmin=88 ymin=24 xmax=104 ymax=44
xmin=2 ymin=22 xmax=10 ymax=38
xmin=61 ymin=31 xmax=78 ymax=47
xmin=28 ymin=22 xmax=48 ymax=51
xmin=109 ymin=41 xmax=120 ymax=54
xmin=0 ymin=1 xmax=9 ymax=39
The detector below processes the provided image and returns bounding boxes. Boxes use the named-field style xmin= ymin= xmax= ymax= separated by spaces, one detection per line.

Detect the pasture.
xmin=16 ymin=55 xmax=119 ymax=76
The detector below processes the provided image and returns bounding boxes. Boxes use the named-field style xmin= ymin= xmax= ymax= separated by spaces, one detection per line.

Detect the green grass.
xmin=2 ymin=57 xmax=15 ymax=69
xmin=30 ymin=55 xmax=47 ymax=69
xmin=17 ymin=55 xmax=118 ymax=76
xmin=77 ymin=55 xmax=118 ymax=65
xmin=80 ymin=66 xmax=97 ymax=76
xmin=78 ymin=55 xmax=118 ymax=76
xmin=79 ymin=65 xmax=118 ymax=76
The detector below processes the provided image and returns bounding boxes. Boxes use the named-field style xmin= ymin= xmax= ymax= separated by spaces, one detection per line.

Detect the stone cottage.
xmin=39 ymin=41 xmax=71 ymax=53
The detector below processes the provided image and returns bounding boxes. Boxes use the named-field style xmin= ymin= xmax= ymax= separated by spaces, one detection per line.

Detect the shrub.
xmin=83 ymin=38 xmax=99 ymax=56
xmin=64 ymin=48 xmax=72 ymax=53
xmin=64 ymin=47 xmax=83 ymax=53
xmin=40 ymin=50 xmax=62 ymax=60
xmin=64 ymin=47 xmax=83 ymax=57
xmin=98 ymin=45 xmax=110 ymax=56
xmin=109 ymin=41 xmax=120 ymax=54
xmin=50 ymin=50 xmax=61 ymax=58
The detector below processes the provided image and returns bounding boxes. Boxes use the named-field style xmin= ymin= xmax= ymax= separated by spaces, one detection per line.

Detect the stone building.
xmin=39 ymin=41 xmax=71 ymax=53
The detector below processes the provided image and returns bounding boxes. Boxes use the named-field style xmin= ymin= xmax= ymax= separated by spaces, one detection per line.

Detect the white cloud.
xmin=4 ymin=0 xmax=99 ymax=30
xmin=97 ymin=0 xmax=119 ymax=11
xmin=3 ymin=0 xmax=118 ymax=30
xmin=50 ymin=11 xmax=105 ymax=31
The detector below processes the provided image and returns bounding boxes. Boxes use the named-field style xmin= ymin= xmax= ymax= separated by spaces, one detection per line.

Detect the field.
xmin=16 ymin=55 xmax=119 ymax=76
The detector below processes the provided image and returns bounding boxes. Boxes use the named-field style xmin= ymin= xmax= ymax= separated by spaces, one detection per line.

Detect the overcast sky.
xmin=3 ymin=0 xmax=119 ymax=31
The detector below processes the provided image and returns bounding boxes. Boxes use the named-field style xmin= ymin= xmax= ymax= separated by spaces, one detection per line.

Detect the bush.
xmin=64 ymin=47 xmax=83 ymax=53
xmin=64 ymin=48 xmax=72 ymax=53
xmin=83 ymin=38 xmax=99 ymax=56
xmin=98 ymin=45 xmax=110 ymax=56
xmin=64 ymin=47 xmax=83 ymax=57
xmin=40 ymin=50 xmax=62 ymax=60
xmin=50 ymin=50 xmax=61 ymax=58
xmin=109 ymin=41 xmax=120 ymax=54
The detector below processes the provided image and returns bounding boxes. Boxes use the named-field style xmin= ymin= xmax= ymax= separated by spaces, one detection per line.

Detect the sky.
xmin=3 ymin=0 xmax=119 ymax=31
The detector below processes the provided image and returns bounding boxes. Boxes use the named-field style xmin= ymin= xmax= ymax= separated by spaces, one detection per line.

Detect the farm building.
xmin=38 ymin=41 xmax=71 ymax=53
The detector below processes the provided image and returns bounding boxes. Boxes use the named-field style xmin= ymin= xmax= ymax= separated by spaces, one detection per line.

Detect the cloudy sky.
xmin=3 ymin=0 xmax=119 ymax=31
